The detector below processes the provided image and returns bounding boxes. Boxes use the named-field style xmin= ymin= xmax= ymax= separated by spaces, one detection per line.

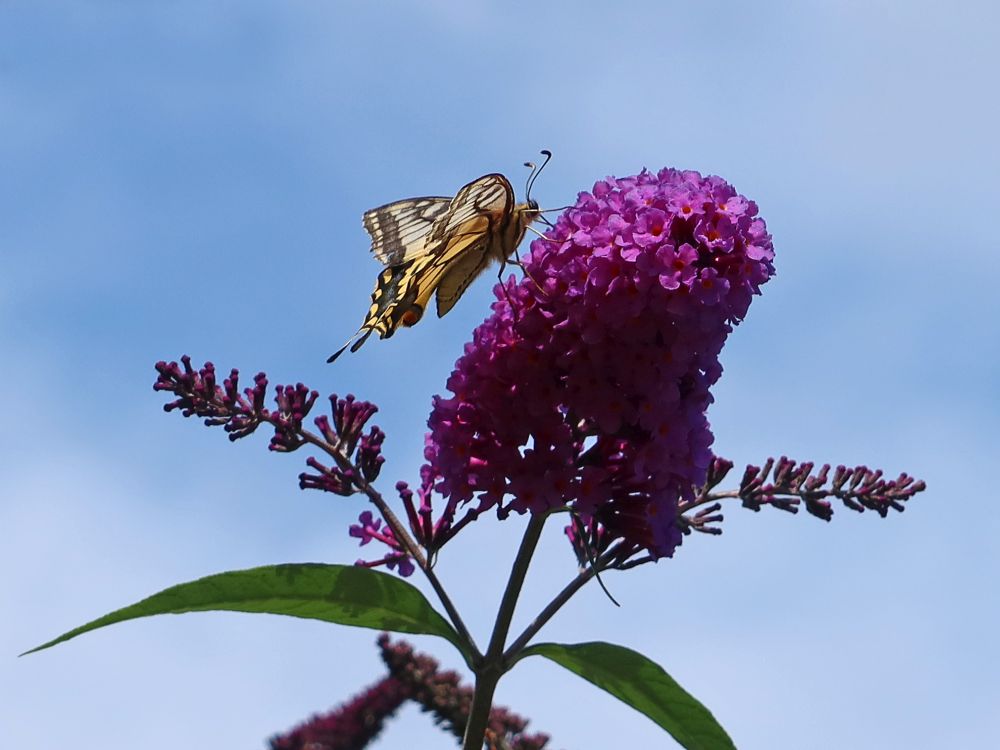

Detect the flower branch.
xmin=153 ymin=356 xmax=480 ymax=657
xmin=676 ymin=455 xmax=927 ymax=536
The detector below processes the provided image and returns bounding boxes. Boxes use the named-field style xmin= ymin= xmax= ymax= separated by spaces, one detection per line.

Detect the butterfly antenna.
xmin=523 ymin=160 xmax=538 ymax=198
xmin=525 ymin=149 xmax=552 ymax=203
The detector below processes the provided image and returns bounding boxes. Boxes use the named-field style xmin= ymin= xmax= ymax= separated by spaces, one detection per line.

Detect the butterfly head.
xmin=518 ymin=197 xmax=540 ymax=226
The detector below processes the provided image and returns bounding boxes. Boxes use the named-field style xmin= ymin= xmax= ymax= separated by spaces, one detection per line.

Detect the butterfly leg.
xmin=509 ymin=245 xmax=547 ymax=297
xmin=496 ymin=260 xmax=521 ymax=323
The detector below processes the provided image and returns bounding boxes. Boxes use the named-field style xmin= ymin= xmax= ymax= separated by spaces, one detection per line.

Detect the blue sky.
xmin=2 ymin=2 xmax=997 ymax=748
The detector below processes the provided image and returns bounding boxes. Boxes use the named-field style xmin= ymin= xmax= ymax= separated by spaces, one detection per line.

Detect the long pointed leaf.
xmin=521 ymin=641 xmax=735 ymax=750
xmin=23 ymin=563 xmax=463 ymax=656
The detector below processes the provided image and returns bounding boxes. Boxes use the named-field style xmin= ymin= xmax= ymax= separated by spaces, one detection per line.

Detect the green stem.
xmin=461 ymin=671 xmax=501 ymax=750
xmin=461 ymin=513 xmax=547 ymax=750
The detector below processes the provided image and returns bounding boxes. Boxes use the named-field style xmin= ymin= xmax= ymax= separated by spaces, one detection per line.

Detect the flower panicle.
xmin=155 ymin=357 xmax=386 ymax=498
xmin=734 ymin=456 xmax=926 ymax=520
xmin=425 ymin=167 xmax=777 ymax=563
xmin=570 ymin=454 xmax=926 ymax=567
xmin=565 ymin=513 xmax=641 ymax=569
xmin=703 ymin=456 xmax=735 ymax=493
xmin=398 ymin=461 xmax=474 ymax=550
xmin=268 ymin=635 xmax=552 ymax=749
xmin=268 ymin=674 xmax=408 ymax=750
xmin=301 ymin=394 xmax=385 ymax=494
xmin=297 ymin=417 xmax=382 ymax=498
xmin=322 ymin=394 xmax=380 ymax=456
xmin=357 ymin=426 xmax=386 ymax=483
xmin=378 ymin=635 xmax=550 ymax=750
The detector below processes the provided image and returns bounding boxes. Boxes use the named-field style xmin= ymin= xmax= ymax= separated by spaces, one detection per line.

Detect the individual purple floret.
xmin=424 ymin=168 xmax=776 ymax=560
xmin=348 ymin=510 xmax=415 ymax=577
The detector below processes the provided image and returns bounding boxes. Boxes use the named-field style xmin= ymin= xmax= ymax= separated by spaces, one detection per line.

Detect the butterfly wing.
xmin=426 ymin=174 xmax=513 ymax=246
xmin=426 ymin=174 xmax=512 ymax=316
xmin=432 ymin=174 xmax=547 ymax=316
xmin=327 ymin=262 xmax=416 ymax=362
xmin=363 ymin=197 xmax=453 ymax=265
xmin=434 ymin=241 xmax=492 ymax=317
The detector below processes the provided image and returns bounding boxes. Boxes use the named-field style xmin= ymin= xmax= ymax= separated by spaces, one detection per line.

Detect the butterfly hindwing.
xmin=434 ymin=236 xmax=492 ymax=317
xmin=327 ymin=260 xmax=426 ymax=362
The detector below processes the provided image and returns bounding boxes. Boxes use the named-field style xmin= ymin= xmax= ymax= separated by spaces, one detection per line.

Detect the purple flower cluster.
xmin=425 ymin=169 xmax=775 ymax=559
xmin=300 ymin=393 xmax=386 ymax=494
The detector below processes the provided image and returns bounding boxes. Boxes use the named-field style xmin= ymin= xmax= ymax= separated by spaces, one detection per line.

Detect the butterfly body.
xmin=328 ymin=172 xmax=540 ymax=362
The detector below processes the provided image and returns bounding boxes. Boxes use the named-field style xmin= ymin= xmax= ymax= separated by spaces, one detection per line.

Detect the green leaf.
xmin=23 ymin=563 xmax=463 ymax=656
xmin=521 ymin=641 xmax=735 ymax=750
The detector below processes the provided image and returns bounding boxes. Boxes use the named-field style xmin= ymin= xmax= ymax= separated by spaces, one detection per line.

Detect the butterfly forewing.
xmin=426 ymin=174 xmax=513 ymax=245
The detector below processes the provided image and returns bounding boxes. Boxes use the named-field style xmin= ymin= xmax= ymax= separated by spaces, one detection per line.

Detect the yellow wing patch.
xmin=328 ymin=172 xmax=539 ymax=362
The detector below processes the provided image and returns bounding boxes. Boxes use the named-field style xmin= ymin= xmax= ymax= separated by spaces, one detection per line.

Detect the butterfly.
xmin=327 ymin=152 xmax=552 ymax=363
